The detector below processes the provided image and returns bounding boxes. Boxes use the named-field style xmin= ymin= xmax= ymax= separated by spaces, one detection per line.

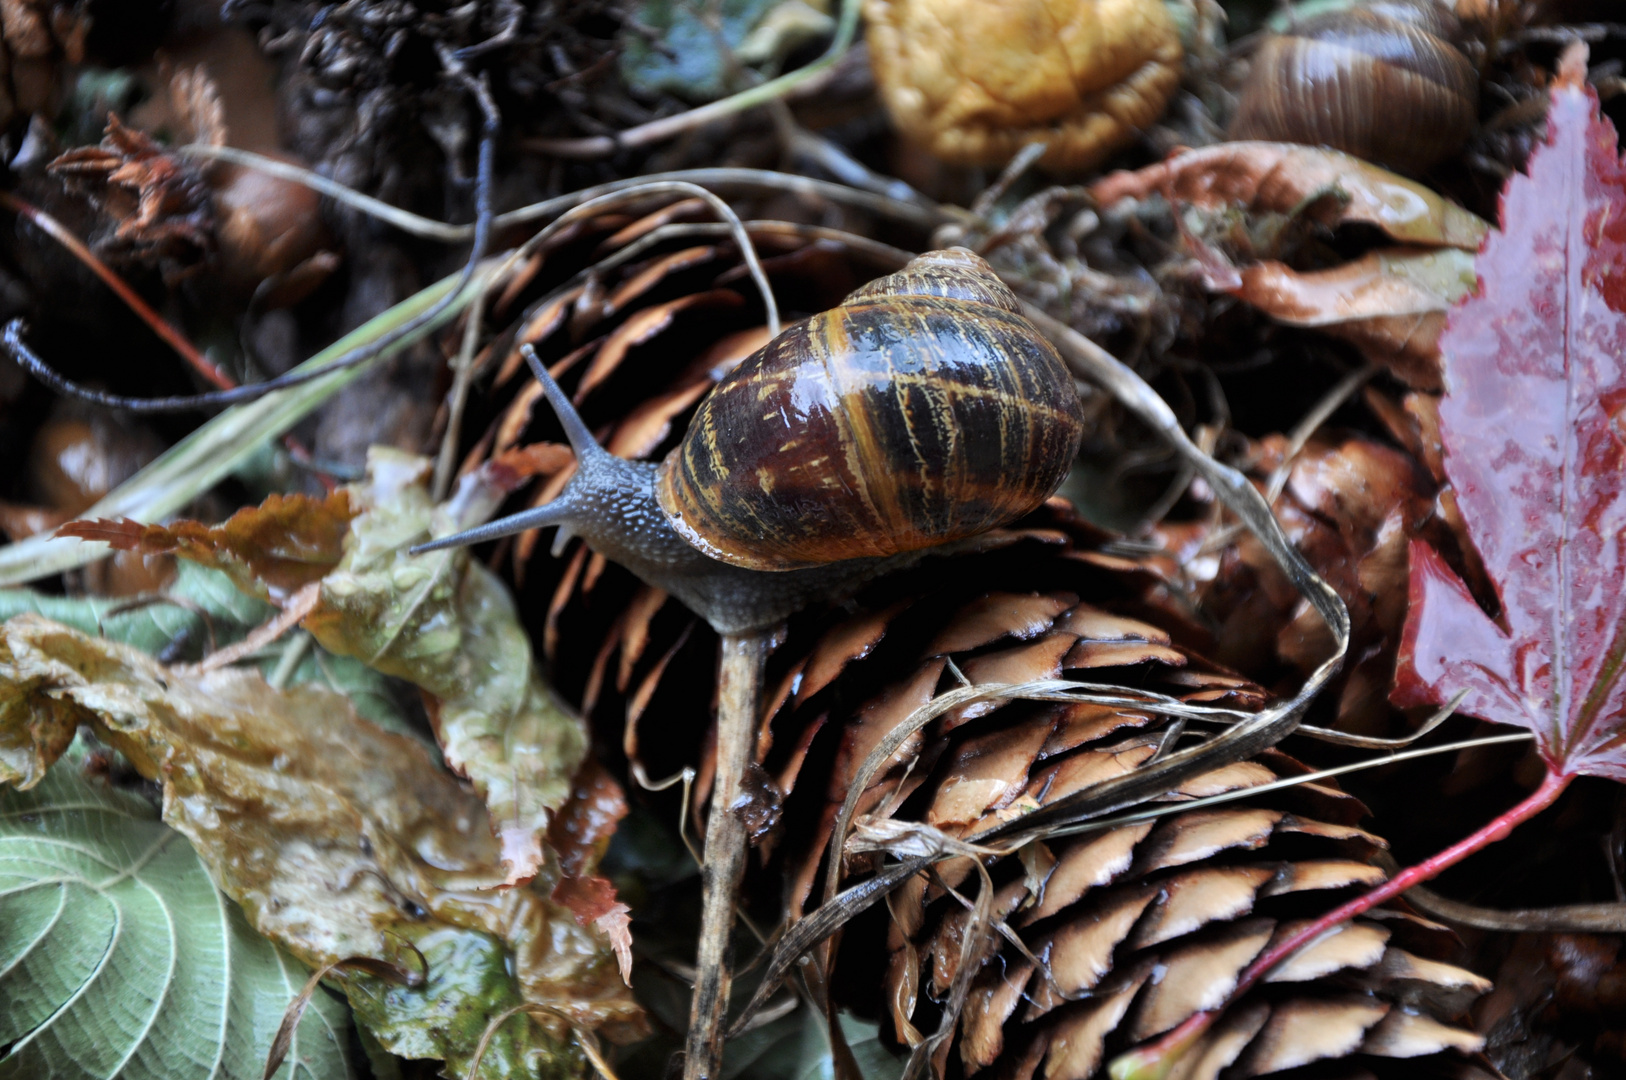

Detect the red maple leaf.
xmin=1391 ymin=55 xmax=1626 ymax=782
xmin=1114 ymin=43 xmax=1624 ymax=1079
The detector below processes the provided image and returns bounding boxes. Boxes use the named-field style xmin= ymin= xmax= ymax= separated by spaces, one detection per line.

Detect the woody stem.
xmin=684 ymin=630 xmax=771 ymax=1080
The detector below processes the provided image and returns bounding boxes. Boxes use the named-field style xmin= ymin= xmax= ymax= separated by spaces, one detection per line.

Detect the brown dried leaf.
xmin=1089 ymin=143 xmax=1489 ymax=250
xmin=1231 ymin=249 xmax=1477 ymax=390
xmin=59 ymin=491 xmax=355 ymax=604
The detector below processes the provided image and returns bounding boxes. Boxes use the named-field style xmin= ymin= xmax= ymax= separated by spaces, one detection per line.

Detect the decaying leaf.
xmin=1230 ymin=249 xmax=1478 ymax=392
xmin=66 ymin=449 xmax=589 ymax=885
xmin=1090 ymin=143 xmax=1488 ymax=251
xmin=1393 ymin=49 xmax=1626 ymax=782
xmin=1089 ymin=142 xmax=1489 ymax=387
xmin=0 ymin=743 xmax=353 ymax=1080
xmin=48 ymin=115 xmax=216 ymax=274
xmin=60 ymin=490 xmax=356 ymax=604
xmin=0 ymin=614 xmax=644 ymax=1078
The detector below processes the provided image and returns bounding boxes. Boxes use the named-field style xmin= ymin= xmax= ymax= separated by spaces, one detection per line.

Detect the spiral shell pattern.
xmin=656 ymin=251 xmax=1086 ymax=571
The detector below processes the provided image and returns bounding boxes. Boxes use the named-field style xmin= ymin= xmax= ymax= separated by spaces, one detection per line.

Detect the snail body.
xmin=413 ymin=250 xmax=1086 ymax=633
xmin=1228 ymin=0 xmax=1478 ymax=173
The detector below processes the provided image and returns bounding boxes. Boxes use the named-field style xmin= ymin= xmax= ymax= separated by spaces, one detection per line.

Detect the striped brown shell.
xmin=654 ymin=250 xmax=1087 ymax=571
xmin=1228 ymin=0 xmax=1478 ymax=173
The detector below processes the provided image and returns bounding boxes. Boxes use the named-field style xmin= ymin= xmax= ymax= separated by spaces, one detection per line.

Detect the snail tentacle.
xmin=522 ymin=344 xmax=609 ymax=464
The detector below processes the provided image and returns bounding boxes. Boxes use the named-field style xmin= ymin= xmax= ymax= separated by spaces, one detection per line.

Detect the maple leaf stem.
xmin=1110 ymin=767 xmax=1575 ymax=1080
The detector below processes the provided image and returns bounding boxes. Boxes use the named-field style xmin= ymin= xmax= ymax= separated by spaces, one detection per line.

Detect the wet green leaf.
xmin=0 ymin=742 xmax=352 ymax=1080
xmin=0 ymin=560 xmax=270 ymax=656
xmin=344 ymin=928 xmax=579 ymax=1080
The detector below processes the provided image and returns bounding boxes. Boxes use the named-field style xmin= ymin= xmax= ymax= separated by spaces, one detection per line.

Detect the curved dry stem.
xmin=1406 ymin=885 xmax=1626 ymax=933
xmin=466 ymin=1003 xmax=619 ymax=1080
xmin=177 ymin=147 xmax=963 ymax=232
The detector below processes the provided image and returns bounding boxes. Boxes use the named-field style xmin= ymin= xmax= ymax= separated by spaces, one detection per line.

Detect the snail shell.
xmin=865 ymin=0 xmax=1184 ymax=172
xmin=1228 ymin=0 xmax=1478 ymax=173
xmin=656 ymin=250 xmax=1086 ymax=571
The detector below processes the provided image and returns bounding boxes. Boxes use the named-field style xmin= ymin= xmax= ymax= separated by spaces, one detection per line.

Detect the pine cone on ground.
xmin=761 ymin=581 xmax=1493 ymax=1080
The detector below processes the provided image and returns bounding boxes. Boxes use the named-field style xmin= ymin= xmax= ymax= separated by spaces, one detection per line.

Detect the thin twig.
xmin=176 ymin=147 xmax=964 ymax=232
xmin=1406 ymin=885 xmax=1626 ymax=933
xmin=0 ymin=192 xmax=234 ymax=390
xmin=685 ymin=630 xmax=772 ymax=1080
xmin=432 ymin=72 xmax=503 ymax=500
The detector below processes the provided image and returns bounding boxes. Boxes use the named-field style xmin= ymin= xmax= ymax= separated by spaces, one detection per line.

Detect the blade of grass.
xmin=0 ymin=263 xmax=491 ymax=587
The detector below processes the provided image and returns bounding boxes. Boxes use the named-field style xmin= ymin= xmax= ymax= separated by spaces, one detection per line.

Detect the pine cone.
xmin=784 ymin=587 xmax=1493 ymax=1079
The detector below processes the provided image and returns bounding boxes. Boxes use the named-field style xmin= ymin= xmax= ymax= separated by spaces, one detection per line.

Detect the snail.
xmin=1227 ymin=0 xmax=1479 ymax=174
xmin=411 ymin=249 xmax=1087 ymax=634
xmin=864 ymin=0 xmax=1184 ymax=173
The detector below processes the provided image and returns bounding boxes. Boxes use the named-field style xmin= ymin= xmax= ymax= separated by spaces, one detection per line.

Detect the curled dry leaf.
xmin=49 ymin=116 xmax=216 ymax=273
xmin=547 ymin=759 xmax=635 ymax=985
xmin=65 ymin=450 xmax=589 ymax=886
xmin=1231 ymin=249 xmax=1478 ymax=393
xmin=1162 ymin=433 xmax=1451 ymax=736
xmin=0 ymin=614 xmax=644 ymax=1078
xmin=1090 ymin=143 xmax=1489 ymax=390
xmin=1089 ymin=143 xmax=1488 ymax=251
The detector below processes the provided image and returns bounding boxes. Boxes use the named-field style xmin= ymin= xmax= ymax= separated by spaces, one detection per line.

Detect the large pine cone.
xmin=765 ymin=582 xmax=1492 ymax=1079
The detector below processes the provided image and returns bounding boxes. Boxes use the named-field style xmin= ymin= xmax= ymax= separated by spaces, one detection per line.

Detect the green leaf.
xmin=0 ymin=615 xmax=644 ymax=1078
xmin=0 ymin=744 xmax=352 ymax=1080
xmin=342 ymin=928 xmax=580 ymax=1080
xmin=0 ymin=561 xmax=272 ymax=657
xmin=722 ymin=1005 xmax=903 ymax=1080
xmin=619 ymin=0 xmax=780 ymax=101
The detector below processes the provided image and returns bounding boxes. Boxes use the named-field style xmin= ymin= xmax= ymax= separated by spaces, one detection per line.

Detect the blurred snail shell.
xmin=413 ymin=250 xmax=1086 ymax=634
xmin=1228 ymin=0 xmax=1478 ymax=173
xmin=865 ymin=0 xmax=1184 ymax=172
